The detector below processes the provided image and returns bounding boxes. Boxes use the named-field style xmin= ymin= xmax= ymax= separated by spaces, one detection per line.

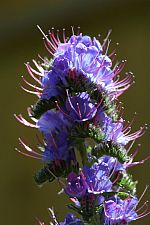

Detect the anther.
xmin=77 ymin=26 xmax=81 ymax=35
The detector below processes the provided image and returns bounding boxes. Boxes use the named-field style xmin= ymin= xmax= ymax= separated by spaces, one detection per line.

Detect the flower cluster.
xmin=16 ymin=26 xmax=149 ymax=224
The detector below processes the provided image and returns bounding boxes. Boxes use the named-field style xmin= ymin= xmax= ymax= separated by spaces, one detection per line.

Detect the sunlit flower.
xmin=22 ymin=27 xmax=133 ymax=101
xmin=16 ymin=26 xmax=149 ymax=225
xmin=65 ymin=161 xmax=112 ymax=198
xmin=57 ymin=92 xmax=99 ymax=123
xmin=104 ymin=196 xmax=149 ymax=224
xmin=97 ymin=114 xmax=145 ymax=146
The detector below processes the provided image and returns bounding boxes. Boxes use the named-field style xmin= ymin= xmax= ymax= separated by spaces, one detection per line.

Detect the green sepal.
xmin=70 ymin=123 xmax=103 ymax=145
xmin=116 ymin=191 xmax=132 ymax=199
xmin=95 ymin=204 xmax=103 ymax=214
xmin=116 ymin=173 xmax=137 ymax=195
xmin=33 ymin=165 xmax=55 ymax=185
xmin=101 ymin=92 xmax=118 ymax=121
xmin=41 ymin=58 xmax=53 ymax=71
xmin=88 ymin=125 xmax=103 ymax=143
xmin=91 ymin=142 xmax=130 ymax=163
xmin=101 ymin=191 xmax=116 ymax=198
xmin=68 ymin=204 xmax=83 ymax=215
xmin=66 ymin=74 xmax=98 ymax=98
xmin=30 ymin=96 xmax=64 ymax=119
xmin=34 ymin=160 xmax=79 ymax=185
xmin=101 ymin=191 xmax=131 ymax=199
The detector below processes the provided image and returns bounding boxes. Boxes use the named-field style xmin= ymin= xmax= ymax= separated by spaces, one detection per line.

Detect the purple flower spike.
xmin=22 ymin=28 xmax=133 ymax=101
xmin=53 ymin=32 xmax=133 ymax=97
xmin=16 ymin=27 xmax=150 ymax=224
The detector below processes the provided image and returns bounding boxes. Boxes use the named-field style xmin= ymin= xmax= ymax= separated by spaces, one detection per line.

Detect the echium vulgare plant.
xmin=15 ymin=26 xmax=150 ymax=225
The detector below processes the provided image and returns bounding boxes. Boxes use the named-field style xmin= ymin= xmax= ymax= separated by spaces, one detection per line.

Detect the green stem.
xmin=78 ymin=143 xmax=89 ymax=166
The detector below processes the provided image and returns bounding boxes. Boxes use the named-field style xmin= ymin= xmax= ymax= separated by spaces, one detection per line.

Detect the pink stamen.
xmin=76 ymin=103 xmax=82 ymax=119
xmin=44 ymin=40 xmax=54 ymax=55
xmin=115 ymin=85 xmax=131 ymax=95
xmin=37 ymin=25 xmax=57 ymax=52
xmin=123 ymin=127 xmax=132 ymax=136
xmin=138 ymin=208 xmax=149 ymax=218
xmin=138 ymin=185 xmax=149 ymax=204
xmin=131 ymin=144 xmax=141 ymax=158
xmin=102 ymin=29 xmax=112 ymax=49
xmin=27 ymin=107 xmax=32 ymax=117
xmin=126 ymin=127 xmax=145 ymax=141
xmin=68 ymin=68 xmax=76 ymax=79
xmin=21 ymin=85 xmax=41 ymax=97
xmin=136 ymin=201 xmax=148 ymax=213
xmin=128 ymin=155 xmax=150 ymax=168
xmin=63 ymin=28 xmax=66 ymax=43
xmin=36 ymin=217 xmax=45 ymax=225
xmin=49 ymin=32 xmax=58 ymax=49
xmin=18 ymin=138 xmax=42 ymax=156
xmin=66 ymin=90 xmax=81 ymax=118
xmin=112 ymin=77 xmax=133 ymax=92
xmin=22 ymin=76 xmax=43 ymax=91
xmin=14 ymin=114 xmax=38 ymax=128
xmin=50 ymin=132 xmax=58 ymax=151
xmin=113 ymin=61 xmax=126 ymax=77
xmin=25 ymin=63 xmax=42 ymax=85
xmin=50 ymin=27 xmax=59 ymax=45
xmin=31 ymin=60 xmax=44 ymax=76
xmin=77 ymin=26 xmax=81 ymax=35
xmin=127 ymin=140 xmax=135 ymax=153
xmin=109 ymin=49 xmax=116 ymax=58
xmin=101 ymin=39 xmax=111 ymax=67
xmin=38 ymin=54 xmax=45 ymax=63
xmin=48 ymin=208 xmax=59 ymax=225
xmin=55 ymin=101 xmax=72 ymax=120
xmin=112 ymin=172 xmax=121 ymax=185
xmin=44 ymin=36 xmax=56 ymax=51
xmin=56 ymin=30 xmax=61 ymax=43
xmin=108 ymin=159 xmax=118 ymax=180
xmin=105 ymin=61 xmax=126 ymax=82
xmin=137 ymin=211 xmax=150 ymax=220
xmin=15 ymin=148 xmax=42 ymax=160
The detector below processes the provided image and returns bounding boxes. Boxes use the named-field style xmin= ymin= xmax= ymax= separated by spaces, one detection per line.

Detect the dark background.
xmin=0 ymin=0 xmax=150 ymax=224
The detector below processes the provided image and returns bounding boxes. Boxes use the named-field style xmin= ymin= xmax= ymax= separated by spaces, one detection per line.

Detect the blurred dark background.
xmin=0 ymin=0 xmax=150 ymax=224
